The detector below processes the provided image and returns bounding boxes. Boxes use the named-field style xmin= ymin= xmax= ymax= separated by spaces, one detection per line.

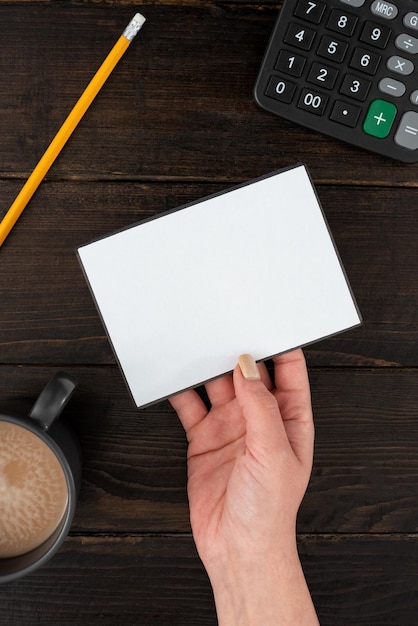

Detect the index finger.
xmin=168 ymin=388 xmax=208 ymax=433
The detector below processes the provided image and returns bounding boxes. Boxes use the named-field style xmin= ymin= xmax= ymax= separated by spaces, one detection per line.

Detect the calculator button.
xmin=370 ymin=1 xmax=398 ymax=20
xmin=294 ymin=0 xmax=326 ymax=24
xmin=394 ymin=111 xmax=418 ymax=149
xmin=330 ymin=100 xmax=361 ymax=126
xmin=363 ymin=99 xmax=397 ymax=138
xmin=307 ymin=62 xmax=339 ymax=89
xmin=254 ymin=0 xmax=418 ymax=162
xmin=265 ymin=76 xmax=297 ymax=103
xmin=275 ymin=50 xmax=306 ymax=76
xmin=359 ymin=21 xmax=391 ymax=49
xmin=403 ymin=13 xmax=418 ymax=33
xmin=284 ymin=23 xmax=316 ymax=50
xmin=317 ymin=35 xmax=348 ymax=62
xmin=327 ymin=9 xmax=358 ymax=37
xmin=297 ymin=88 xmax=328 ymax=115
xmin=340 ymin=0 xmax=365 ymax=6
xmin=395 ymin=34 xmax=418 ymax=54
xmin=340 ymin=74 xmax=371 ymax=100
xmin=350 ymin=47 xmax=381 ymax=74
xmin=387 ymin=55 xmax=414 ymax=75
xmin=378 ymin=77 xmax=406 ymax=97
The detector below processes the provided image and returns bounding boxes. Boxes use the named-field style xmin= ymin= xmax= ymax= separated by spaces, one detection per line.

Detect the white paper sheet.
xmin=78 ymin=164 xmax=361 ymax=407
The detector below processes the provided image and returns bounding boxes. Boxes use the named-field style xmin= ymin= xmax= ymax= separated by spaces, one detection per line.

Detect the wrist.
xmin=207 ymin=540 xmax=318 ymax=626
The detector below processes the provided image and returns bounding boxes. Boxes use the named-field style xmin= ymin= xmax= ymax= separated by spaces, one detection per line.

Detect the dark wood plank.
xmin=0 ymin=2 xmax=417 ymax=623
xmin=1 ymin=4 xmax=418 ymax=186
xmin=306 ymin=368 xmax=418 ymax=534
xmin=1 ymin=366 xmax=418 ymax=534
xmin=0 ymin=536 xmax=215 ymax=626
xmin=301 ymin=534 xmax=418 ymax=625
xmin=1 ymin=534 xmax=418 ymax=625
xmin=0 ymin=182 xmax=417 ymax=366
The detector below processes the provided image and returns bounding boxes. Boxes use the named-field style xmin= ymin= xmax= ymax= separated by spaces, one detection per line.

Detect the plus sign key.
xmin=363 ymin=99 xmax=397 ymax=138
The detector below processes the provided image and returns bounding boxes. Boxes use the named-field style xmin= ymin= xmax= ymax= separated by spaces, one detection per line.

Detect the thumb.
xmin=233 ymin=354 xmax=290 ymax=458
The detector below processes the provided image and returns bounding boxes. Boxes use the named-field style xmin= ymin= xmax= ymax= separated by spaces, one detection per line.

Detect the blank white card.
xmin=78 ymin=164 xmax=361 ymax=407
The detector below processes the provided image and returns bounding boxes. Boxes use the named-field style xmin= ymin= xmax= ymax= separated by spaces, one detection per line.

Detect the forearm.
xmin=207 ymin=542 xmax=319 ymax=626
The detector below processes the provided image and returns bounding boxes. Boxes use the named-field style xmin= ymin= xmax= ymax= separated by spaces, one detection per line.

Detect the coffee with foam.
xmin=0 ymin=421 xmax=68 ymax=559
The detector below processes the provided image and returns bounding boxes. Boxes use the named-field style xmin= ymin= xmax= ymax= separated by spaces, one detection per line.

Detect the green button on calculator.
xmin=363 ymin=100 xmax=397 ymax=139
xmin=254 ymin=0 xmax=418 ymax=163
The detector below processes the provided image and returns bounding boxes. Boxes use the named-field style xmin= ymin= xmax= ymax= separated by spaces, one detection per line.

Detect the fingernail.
xmin=238 ymin=354 xmax=261 ymax=380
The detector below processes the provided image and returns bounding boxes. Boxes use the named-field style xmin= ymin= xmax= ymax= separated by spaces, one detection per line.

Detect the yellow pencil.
xmin=0 ymin=12 xmax=146 ymax=247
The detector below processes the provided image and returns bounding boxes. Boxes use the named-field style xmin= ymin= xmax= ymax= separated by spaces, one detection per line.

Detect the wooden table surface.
xmin=1 ymin=2 xmax=417 ymax=624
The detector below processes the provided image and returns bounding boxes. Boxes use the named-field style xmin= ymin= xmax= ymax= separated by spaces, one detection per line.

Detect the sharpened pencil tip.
xmin=123 ymin=13 xmax=146 ymax=42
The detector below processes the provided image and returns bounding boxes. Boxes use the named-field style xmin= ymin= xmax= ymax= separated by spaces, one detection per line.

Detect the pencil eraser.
xmin=134 ymin=13 xmax=146 ymax=28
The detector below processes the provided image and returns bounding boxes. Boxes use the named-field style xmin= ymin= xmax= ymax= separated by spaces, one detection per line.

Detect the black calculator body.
xmin=254 ymin=0 xmax=418 ymax=163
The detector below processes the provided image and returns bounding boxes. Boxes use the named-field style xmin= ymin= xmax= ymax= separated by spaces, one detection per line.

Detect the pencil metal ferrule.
xmin=123 ymin=13 xmax=146 ymax=42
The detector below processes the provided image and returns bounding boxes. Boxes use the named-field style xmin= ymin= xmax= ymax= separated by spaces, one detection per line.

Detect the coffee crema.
xmin=0 ymin=421 xmax=68 ymax=559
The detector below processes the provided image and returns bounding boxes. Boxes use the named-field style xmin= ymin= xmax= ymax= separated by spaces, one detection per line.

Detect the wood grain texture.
xmin=1 ymin=1 xmax=417 ymax=624
xmin=1 ymin=535 xmax=418 ymax=625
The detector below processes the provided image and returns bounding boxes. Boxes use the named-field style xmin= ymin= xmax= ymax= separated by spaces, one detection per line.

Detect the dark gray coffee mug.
xmin=0 ymin=372 xmax=81 ymax=583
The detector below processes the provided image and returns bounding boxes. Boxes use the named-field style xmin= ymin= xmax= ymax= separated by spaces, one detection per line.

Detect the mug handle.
xmin=29 ymin=372 xmax=78 ymax=431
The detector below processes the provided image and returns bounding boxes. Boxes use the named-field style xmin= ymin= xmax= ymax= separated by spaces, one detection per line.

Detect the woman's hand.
xmin=169 ymin=349 xmax=319 ymax=625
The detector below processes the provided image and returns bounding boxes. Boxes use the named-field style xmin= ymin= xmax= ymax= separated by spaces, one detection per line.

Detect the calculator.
xmin=254 ymin=0 xmax=418 ymax=163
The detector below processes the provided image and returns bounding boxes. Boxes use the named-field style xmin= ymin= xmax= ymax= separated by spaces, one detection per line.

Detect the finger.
xmin=168 ymin=388 xmax=208 ymax=433
xmin=258 ymin=360 xmax=274 ymax=390
xmin=233 ymin=356 xmax=288 ymax=458
xmin=205 ymin=372 xmax=235 ymax=407
xmin=272 ymin=349 xmax=312 ymax=420
xmin=272 ymin=349 xmax=314 ymax=467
